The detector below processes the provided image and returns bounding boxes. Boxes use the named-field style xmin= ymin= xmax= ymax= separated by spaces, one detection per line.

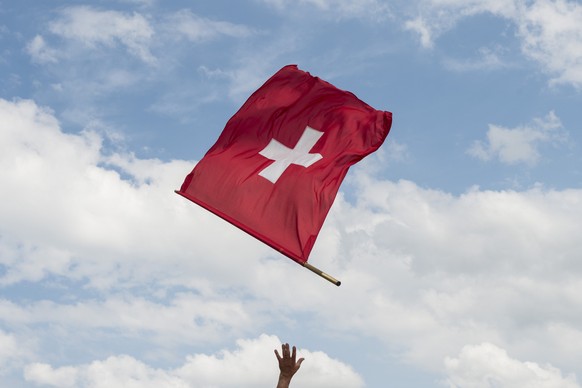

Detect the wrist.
xmin=277 ymin=374 xmax=292 ymax=388
xmin=278 ymin=373 xmax=292 ymax=382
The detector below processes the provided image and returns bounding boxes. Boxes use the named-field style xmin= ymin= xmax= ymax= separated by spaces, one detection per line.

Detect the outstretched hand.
xmin=275 ymin=343 xmax=304 ymax=387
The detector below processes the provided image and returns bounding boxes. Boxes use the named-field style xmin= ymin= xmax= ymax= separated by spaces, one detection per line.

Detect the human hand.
xmin=275 ymin=343 xmax=304 ymax=387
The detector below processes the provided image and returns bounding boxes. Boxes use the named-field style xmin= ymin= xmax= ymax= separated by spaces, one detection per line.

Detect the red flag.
xmin=177 ymin=65 xmax=392 ymax=266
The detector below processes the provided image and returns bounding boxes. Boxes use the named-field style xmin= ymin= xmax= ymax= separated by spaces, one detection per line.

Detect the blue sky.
xmin=1 ymin=0 xmax=582 ymax=387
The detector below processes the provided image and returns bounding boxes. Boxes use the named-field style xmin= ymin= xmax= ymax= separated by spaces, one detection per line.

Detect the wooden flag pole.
xmin=303 ymin=262 xmax=341 ymax=286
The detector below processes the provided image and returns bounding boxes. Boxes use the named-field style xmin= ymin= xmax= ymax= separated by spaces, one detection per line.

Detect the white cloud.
xmin=175 ymin=335 xmax=364 ymax=388
xmin=28 ymin=5 xmax=254 ymax=69
xmin=26 ymin=35 xmax=59 ymax=64
xmin=517 ymin=0 xmax=582 ymax=87
xmin=443 ymin=46 xmax=511 ymax=72
xmin=404 ymin=0 xmax=519 ymax=49
xmin=405 ymin=0 xmax=582 ymax=87
xmin=166 ymin=10 xmax=254 ymax=42
xmin=0 ymin=293 xmax=255 ymax=346
xmin=444 ymin=343 xmax=580 ymax=388
xmin=26 ymin=6 xmax=260 ymax=123
xmin=25 ymin=363 xmax=79 ymax=388
xmin=0 ymin=329 xmax=36 ymax=379
xmin=468 ymin=111 xmax=566 ymax=165
xmin=0 ymin=330 xmax=19 ymax=371
xmin=258 ymin=0 xmax=392 ymax=21
xmin=2 ymin=97 xmax=582 ymax=385
xmin=25 ymin=356 xmax=186 ymax=388
xmin=299 ymin=172 xmax=582 ymax=373
xmin=118 ymin=0 xmax=156 ymax=7
xmin=404 ymin=17 xmax=435 ymax=49
xmin=48 ymin=6 xmax=155 ymax=63
xmin=0 ymin=98 xmax=272 ymax=289
xmin=24 ymin=334 xmax=363 ymax=388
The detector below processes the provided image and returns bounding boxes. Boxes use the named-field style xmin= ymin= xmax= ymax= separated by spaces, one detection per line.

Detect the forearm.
xmin=276 ymin=374 xmax=292 ymax=388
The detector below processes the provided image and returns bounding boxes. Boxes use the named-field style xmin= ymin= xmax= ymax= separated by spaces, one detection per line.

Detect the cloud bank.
xmin=23 ymin=334 xmax=363 ymax=388
xmin=2 ymin=96 xmax=582 ymax=384
xmin=444 ymin=343 xmax=580 ymax=388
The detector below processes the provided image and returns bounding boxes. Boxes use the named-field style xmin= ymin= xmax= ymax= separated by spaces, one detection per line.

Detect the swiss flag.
xmin=177 ymin=65 xmax=392 ymax=267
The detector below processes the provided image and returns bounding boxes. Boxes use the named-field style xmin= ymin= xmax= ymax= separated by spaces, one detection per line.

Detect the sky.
xmin=1 ymin=0 xmax=582 ymax=387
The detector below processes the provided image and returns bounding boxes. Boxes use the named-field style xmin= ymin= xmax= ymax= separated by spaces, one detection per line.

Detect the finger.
xmin=283 ymin=343 xmax=289 ymax=357
xmin=275 ymin=349 xmax=282 ymax=361
xmin=296 ymin=357 xmax=305 ymax=368
xmin=291 ymin=346 xmax=297 ymax=362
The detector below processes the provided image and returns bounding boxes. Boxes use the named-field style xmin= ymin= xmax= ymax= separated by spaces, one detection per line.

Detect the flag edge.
xmin=174 ymin=189 xmax=308 ymax=265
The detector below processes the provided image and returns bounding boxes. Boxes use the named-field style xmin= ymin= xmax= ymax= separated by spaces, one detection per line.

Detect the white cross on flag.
xmin=177 ymin=65 xmax=392 ymax=278
xmin=258 ymin=125 xmax=323 ymax=183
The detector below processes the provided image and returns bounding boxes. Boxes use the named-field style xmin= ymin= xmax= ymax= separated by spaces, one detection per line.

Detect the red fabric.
xmin=177 ymin=65 xmax=392 ymax=264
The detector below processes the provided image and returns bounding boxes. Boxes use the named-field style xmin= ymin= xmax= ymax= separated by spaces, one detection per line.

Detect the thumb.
xmin=296 ymin=357 xmax=305 ymax=368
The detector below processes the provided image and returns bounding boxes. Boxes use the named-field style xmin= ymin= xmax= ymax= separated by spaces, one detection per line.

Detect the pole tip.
xmin=303 ymin=262 xmax=341 ymax=286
